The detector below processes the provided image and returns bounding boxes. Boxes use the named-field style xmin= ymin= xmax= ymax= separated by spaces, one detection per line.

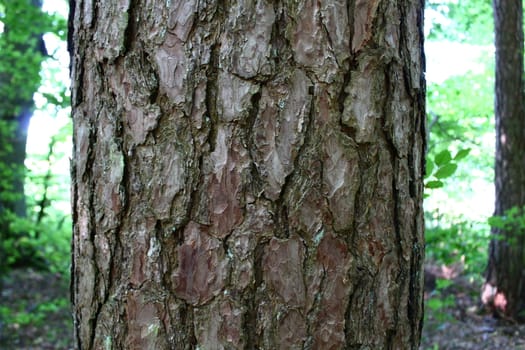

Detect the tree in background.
xmin=422 ymin=0 xmax=495 ymax=280
xmin=0 ymin=0 xmax=47 ymax=270
xmin=0 ymin=0 xmax=67 ymax=270
xmin=484 ymin=0 xmax=525 ymax=320
xmin=70 ymin=0 xmax=426 ymax=348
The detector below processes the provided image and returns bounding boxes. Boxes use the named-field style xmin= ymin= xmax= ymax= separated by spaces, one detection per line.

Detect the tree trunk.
xmin=70 ymin=0 xmax=426 ymax=348
xmin=485 ymin=0 xmax=525 ymax=320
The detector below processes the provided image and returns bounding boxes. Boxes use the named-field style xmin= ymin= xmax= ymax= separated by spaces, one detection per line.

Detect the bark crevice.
xmin=205 ymin=42 xmax=221 ymax=153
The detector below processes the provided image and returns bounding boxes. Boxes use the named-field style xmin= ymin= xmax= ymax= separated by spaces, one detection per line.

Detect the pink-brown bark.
xmin=70 ymin=0 xmax=425 ymax=348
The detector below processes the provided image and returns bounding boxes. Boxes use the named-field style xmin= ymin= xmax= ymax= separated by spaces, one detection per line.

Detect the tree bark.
xmin=70 ymin=0 xmax=426 ymax=348
xmin=485 ymin=0 xmax=525 ymax=320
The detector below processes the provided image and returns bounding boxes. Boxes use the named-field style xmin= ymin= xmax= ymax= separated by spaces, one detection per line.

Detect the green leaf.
xmin=426 ymin=180 xmax=444 ymax=189
xmin=436 ymin=278 xmax=453 ymax=290
xmin=434 ymin=150 xmax=452 ymax=166
xmin=434 ymin=163 xmax=458 ymax=179
xmin=507 ymin=207 xmax=520 ymax=218
xmin=425 ymin=160 xmax=434 ymax=178
xmin=454 ymin=148 xmax=471 ymax=161
xmin=427 ymin=298 xmax=444 ymax=311
xmin=488 ymin=216 xmax=505 ymax=229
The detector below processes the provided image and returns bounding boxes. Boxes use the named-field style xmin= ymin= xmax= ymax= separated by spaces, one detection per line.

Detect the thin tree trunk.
xmin=70 ymin=0 xmax=426 ymax=348
xmin=485 ymin=0 xmax=525 ymax=320
xmin=35 ymin=136 xmax=57 ymax=232
xmin=0 ymin=107 xmax=30 ymax=222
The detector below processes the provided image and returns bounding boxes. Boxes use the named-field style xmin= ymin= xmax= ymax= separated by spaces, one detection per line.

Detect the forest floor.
xmin=421 ymin=263 xmax=525 ymax=349
xmin=0 ymin=268 xmax=74 ymax=350
xmin=1 ymin=267 xmax=525 ymax=349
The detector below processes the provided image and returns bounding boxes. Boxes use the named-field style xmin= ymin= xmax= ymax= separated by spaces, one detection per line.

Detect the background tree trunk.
xmin=70 ymin=0 xmax=426 ymax=348
xmin=485 ymin=0 xmax=525 ymax=320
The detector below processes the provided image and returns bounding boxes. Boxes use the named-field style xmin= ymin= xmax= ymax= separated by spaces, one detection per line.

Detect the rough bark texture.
xmin=485 ymin=0 xmax=525 ymax=320
xmin=70 ymin=0 xmax=426 ymax=348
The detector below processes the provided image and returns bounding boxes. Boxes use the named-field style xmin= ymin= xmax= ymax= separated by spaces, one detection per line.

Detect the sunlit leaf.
xmin=425 ymin=160 xmax=435 ymax=178
xmin=454 ymin=148 xmax=471 ymax=161
xmin=426 ymin=180 xmax=444 ymax=189
xmin=434 ymin=163 xmax=458 ymax=179
xmin=434 ymin=150 xmax=452 ymax=166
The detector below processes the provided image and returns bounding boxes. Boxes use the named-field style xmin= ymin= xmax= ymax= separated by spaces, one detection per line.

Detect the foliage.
xmin=488 ymin=206 xmax=525 ymax=245
xmin=425 ymin=278 xmax=456 ymax=323
xmin=25 ymin=121 xmax=72 ymax=274
xmin=427 ymin=71 xmax=494 ymax=127
xmin=0 ymin=0 xmax=67 ymax=116
xmin=424 ymin=72 xmax=493 ymax=276
xmin=0 ymin=0 xmax=69 ymax=275
xmin=489 ymin=206 xmax=525 ymax=231
xmin=424 ymin=53 xmax=494 ymax=285
xmin=425 ymin=148 xmax=470 ymax=192
xmin=0 ymin=113 xmax=72 ymax=342
xmin=425 ymin=2 xmax=495 ymax=216
xmin=0 ymin=121 xmax=21 ymax=197
xmin=426 ymin=68 xmax=494 ymax=182
xmin=0 ymin=297 xmax=68 ymax=326
xmin=1 ymin=210 xmax=71 ymax=274
xmin=426 ymin=0 xmax=494 ymax=44
xmin=426 ymin=212 xmax=490 ymax=275
xmin=0 ymin=117 xmax=72 ymax=274
xmin=0 ymin=269 xmax=73 ymax=349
